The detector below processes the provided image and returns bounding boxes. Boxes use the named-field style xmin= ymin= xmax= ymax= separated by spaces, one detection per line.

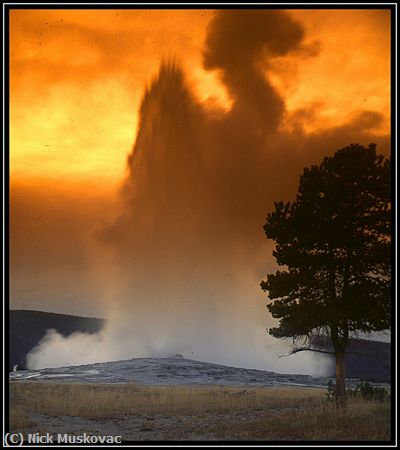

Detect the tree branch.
xmin=279 ymin=347 xmax=369 ymax=358
xmin=279 ymin=347 xmax=335 ymax=358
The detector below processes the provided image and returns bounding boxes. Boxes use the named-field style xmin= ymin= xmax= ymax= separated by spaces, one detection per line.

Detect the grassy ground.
xmin=9 ymin=382 xmax=391 ymax=441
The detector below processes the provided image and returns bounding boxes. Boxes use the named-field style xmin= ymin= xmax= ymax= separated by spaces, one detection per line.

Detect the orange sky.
xmin=10 ymin=9 xmax=391 ymax=193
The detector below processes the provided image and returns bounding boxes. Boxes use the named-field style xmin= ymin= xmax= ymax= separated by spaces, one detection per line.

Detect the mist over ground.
xmin=21 ymin=11 xmax=389 ymax=374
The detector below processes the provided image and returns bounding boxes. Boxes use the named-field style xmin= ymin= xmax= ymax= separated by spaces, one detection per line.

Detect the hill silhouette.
xmin=9 ymin=309 xmax=105 ymax=370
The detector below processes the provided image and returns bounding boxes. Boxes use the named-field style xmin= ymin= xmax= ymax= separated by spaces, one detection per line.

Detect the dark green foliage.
xmin=326 ymin=380 xmax=389 ymax=402
xmin=262 ymin=143 xmax=391 ymax=342
xmin=262 ymin=143 xmax=391 ymax=399
xmin=348 ymin=381 xmax=389 ymax=401
xmin=326 ymin=379 xmax=336 ymax=401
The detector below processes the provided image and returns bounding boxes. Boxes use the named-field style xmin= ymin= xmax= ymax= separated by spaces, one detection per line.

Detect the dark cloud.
xmin=204 ymin=10 xmax=304 ymax=68
xmin=204 ymin=10 xmax=304 ymax=133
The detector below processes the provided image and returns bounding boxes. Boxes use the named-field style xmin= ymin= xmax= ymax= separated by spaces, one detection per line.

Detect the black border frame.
xmin=3 ymin=2 xmax=397 ymax=447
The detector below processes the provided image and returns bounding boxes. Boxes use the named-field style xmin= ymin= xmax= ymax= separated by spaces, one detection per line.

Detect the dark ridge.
xmin=9 ymin=309 xmax=106 ymax=371
xmin=323 ymin=338 xmax=391 ymax=383
xmin=8 ymin=310 xmax=390 ymax=382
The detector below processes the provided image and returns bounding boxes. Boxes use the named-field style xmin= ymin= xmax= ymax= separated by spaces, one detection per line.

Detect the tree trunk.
xmin=335 ymin=351 xmax=346 ymax=406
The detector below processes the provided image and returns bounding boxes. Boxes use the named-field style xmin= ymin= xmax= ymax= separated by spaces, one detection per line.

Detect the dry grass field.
xmin=9 ymin=382 xmax=391 ymax=442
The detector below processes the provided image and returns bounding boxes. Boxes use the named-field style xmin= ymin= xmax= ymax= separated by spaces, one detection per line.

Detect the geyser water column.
xmin=102 ymin=57 xmax=323 ymax=371
xmin=106 ymin=61 xmax=228 ymax=359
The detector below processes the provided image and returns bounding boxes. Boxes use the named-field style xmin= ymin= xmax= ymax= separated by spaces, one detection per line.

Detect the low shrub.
xmin=326 ymin=380 xmax=389 ymax=402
